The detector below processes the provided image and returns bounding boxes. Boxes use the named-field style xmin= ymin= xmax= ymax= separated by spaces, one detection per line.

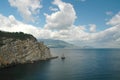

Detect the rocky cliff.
xmin=0 ymin=31 xmax=51 ymax=68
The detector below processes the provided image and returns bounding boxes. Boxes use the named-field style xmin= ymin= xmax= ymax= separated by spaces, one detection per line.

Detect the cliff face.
xmin=0 ymin=31 xmax=51 ymax=68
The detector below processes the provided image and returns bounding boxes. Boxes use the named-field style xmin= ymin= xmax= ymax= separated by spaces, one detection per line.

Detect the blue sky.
xmin=1 ymin=0 xmax=120 ymax=29
xmin=0 ymin=0 xmax=120 ymax=48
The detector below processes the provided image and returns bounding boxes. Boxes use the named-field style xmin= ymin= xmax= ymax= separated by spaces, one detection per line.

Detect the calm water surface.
xmin=0 ymin=49 xmax=120 ymax=80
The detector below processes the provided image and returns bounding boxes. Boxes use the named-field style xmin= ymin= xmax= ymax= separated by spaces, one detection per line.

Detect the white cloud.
xmin=49 ymin=6 xmax=58 ymax=12
xmin=0 ymin=11 xmax=120 ymax=48
xmin=80 ymin=0 xmax=86 ymax=2
xmin=89 ymin=24 xmax=96 ymax=33
xmin=44 ymin=0 xmax=77 ymax=30
xmin=0 ymin=14 xmax=61 ymax=39
xmin=51 ymin=25 xmax=88 ymax=41
xmin=106 ymin=12 xmax=120 ymax=26
xmin=70 ymin=24 xmax=120 ymax=48
xmin=106 ymin=11 xmax=113 ymax=16
xmin=8 ymin=0 xmax=42 ymax=22
xmin=0 ymin=14 xmax=45 ymax=38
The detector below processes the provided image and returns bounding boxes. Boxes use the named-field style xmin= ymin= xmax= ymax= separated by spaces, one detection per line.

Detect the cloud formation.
xmin=0 ymin=0 xmax=120 ymax=48
xmin=0 ymin=14 xmax=40 ymax=38
xmin=49 ymin=6 xmax=58 ymax=12
xmin=0 ymin=14 xmax=59 ymax=39
xmin=89 ymin=24 xmax=96 ymax=33
xmin=44 ymin=0 xmax=76 ymax=30
xmin=106 ymin=11 xmax=113 ymax=16
xmin=106 ymin=12 xmax=120 ymax=26
xmin=9 ymin=0 xmax=42 ymax=22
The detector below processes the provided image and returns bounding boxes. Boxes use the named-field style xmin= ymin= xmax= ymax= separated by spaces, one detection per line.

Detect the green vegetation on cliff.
xmin=0 ymin=31 xmax=36 ymax=46
xmin=0 ymin=31 xmax=36 ymax=40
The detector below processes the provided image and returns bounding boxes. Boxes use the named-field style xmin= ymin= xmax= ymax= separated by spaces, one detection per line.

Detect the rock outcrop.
xmin=0 ymin=31 xmax=51 ymax=68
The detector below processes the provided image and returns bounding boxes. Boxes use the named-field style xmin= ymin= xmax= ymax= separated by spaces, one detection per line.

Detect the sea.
xmin=0 ymin=48 xmax=120 ymax=80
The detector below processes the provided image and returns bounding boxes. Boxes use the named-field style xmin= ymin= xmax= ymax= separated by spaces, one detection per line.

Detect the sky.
xmin=0 ymin=0 xmax=120 ymax=48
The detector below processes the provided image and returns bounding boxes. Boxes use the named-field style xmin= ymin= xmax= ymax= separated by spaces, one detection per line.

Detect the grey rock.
xmin=0 ymin=38 xmax=52 ymax=68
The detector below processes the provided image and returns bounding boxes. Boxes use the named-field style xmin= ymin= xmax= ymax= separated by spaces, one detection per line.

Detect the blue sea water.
xmin=0 ymin=48 xmax=120 ymax=80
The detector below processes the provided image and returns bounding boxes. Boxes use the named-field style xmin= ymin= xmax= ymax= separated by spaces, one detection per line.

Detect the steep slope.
xmin=0 ymin=31 xmax=51 ymax=68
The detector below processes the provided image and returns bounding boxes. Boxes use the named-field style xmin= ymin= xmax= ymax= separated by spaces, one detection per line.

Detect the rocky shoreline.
xmin=0 ymin=56 xmax=58 ymax=69
xmin=0 ymin=31 xmax=54 ymax=69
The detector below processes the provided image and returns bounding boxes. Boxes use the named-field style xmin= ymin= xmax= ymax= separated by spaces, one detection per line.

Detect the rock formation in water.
xmin=0 ymin=31 xmax=51 ymax=68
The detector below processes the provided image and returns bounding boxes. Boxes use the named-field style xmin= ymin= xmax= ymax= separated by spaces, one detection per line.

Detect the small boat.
xmin=61 ymin=53 xmax=65 ymax=59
